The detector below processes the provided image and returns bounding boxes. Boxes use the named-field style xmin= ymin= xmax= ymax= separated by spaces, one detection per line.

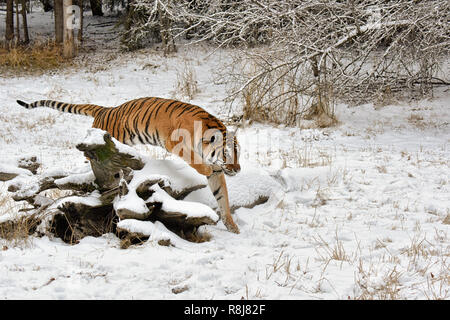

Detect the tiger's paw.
xmin=225 ymin=221 xmax=240 ymax=234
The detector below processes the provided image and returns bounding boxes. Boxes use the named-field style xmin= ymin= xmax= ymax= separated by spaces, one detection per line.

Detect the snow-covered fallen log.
xmin=0 ymin=157 xmax=38 ymax=182
xmin=0 ymin=128 xmax=275 ymax=246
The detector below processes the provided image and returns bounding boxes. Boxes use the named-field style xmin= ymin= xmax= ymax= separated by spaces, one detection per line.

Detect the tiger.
xmin=16 ymin=97 xmax=241 ymax=234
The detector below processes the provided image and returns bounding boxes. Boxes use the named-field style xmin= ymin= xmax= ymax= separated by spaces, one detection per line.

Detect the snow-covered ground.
xmin=0 ymin=9 xmax=449 ymax=300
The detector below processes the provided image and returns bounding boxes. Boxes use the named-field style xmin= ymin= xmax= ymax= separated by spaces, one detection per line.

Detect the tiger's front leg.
xmin=206 ymin=169 xmax=240 ymax=234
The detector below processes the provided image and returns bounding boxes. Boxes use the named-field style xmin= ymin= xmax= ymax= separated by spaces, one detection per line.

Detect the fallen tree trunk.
xmin=0 ymin=129 xmax=216 ymax=245
xmin=0 ymin=128 xmax=275 ymax=246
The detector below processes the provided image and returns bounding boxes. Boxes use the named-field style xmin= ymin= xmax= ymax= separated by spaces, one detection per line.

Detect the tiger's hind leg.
xmin=207 ymin=170 xmax=240 ymax=234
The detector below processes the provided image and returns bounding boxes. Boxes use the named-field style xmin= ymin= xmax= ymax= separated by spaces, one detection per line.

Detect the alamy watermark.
xmin=65 ymin=5 xmax=81 ymax=30
xmin=169 ymin=121 xmax=239 ymax=167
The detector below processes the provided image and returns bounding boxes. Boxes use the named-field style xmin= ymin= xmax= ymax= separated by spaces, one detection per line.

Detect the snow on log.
xmin=0 ymin=129 xmax=218 ymax=246
xmin=0 ymin=162 xmax=33 ymax=182
xmin=116 ymin=219 xmax=189 ymax=248
xmin=76 ymin=128 xmax=145 ymax=191
xmin=133 ymin=160 xmax=208 ymax=199
xmin=146 ymin=184 xmax=218 ymax=228
xmin=185 ymin=167 xmax=281 ymax=213
xmin=0 ymin=128 xmax=276 ymax=246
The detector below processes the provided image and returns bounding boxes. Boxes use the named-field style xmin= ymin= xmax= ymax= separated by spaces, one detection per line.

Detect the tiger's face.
xmin=202 ymin=129 xmax=241 ymax=176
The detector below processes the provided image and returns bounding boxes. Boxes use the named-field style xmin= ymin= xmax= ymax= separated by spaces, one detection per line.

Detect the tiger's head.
xmin=202 ymin=127 xmax=241 ymax=176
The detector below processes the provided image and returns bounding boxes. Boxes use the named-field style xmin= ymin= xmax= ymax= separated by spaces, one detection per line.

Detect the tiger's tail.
xmin=16 ymin=100 xmax=105 ymax=117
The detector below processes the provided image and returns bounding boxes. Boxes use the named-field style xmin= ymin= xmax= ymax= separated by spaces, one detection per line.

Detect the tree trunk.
xmin=158 ymin=4 xmax=176 ymax=54
xmin=0 ymin=131 xmax=219 ymax=245
xmin=54 ymin=0 xmax=64 ymax=43
xmin=89 ymin=0 xmax=103 ymax=16
xmin=15 ymin=0 xmax=20 ymax=42
xmin=76 ymin=0 xmax=84 ymax=42
xmin=5 ymin=0 xmax=14 ymax=42
xmin=41 ymin=0 xmax=53 ymax=12
xmin=63 ymin=0 xmax=76 ymax=58
xmin=20 ymin=0 xmax=29 ymax=44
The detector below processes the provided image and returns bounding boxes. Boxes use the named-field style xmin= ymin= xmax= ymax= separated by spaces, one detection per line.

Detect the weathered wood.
xmin=0 ymin=156 xmax=38 ymax=182
xmin=51 ymin=202 xmax=116 ymax=244
xmin=17 ymin=156 xmax=40 ymax=174
xmin=7 ymin=173 xmax=96 ymax=204
xmin=0 ymin=172 xmax=19 ymax=182
xmin=76 ymin=131 xmax=144 ymax=191
xmin=1 ymin=129 xmax=246 ymax=246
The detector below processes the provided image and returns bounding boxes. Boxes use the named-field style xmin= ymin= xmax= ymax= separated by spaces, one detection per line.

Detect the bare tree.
xmin=5 ymin=0 xmax=14 ymax=42
xmin=54 ymin=0 xmax=64 ymax=43
xmin=89 ymin=0 xmax=103 ymax=16
xmin=172 ymin=0 xmax=449 ymax=125
xmin=77 ymin=0 xmax=84 ymax=42
xmin=63 ymin=0 xmax=76 ymax=58
xmin=121 ymin=0 xmax=177 ymax=53
xmin=20 ymin=0 xmax=29 ymax=44
xmin=14 ymin=0 xmax=20 ymax=42
xmin=40 ymin=0 xmax=53 ymax=12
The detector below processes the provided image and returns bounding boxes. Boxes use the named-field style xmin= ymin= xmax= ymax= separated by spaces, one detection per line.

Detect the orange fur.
xmin=17 ymin=97 xmax=241 ymax=233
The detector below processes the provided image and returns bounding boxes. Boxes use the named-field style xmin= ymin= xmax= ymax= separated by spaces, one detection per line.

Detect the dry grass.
xmin=443 ymin=215 xmax=450 ymax=225
xmin=0 ymin=213 xmax=40 ymax=247
xmin=313 ymin=233 xmax=352 ymax=263
xmin=0 ymin=40 xmax=72 ymax=76
xmin=241 ymin=83 xmax=337 ymax=128
xmin=237 ymin=59 xmax=337 ymax=128
xmin=174 ymin=60 xmax=199 ymax=100
xmin=180 ymin=229 xmax=212 ymax=243
xmin=355 ymin=262 xmax=403 ymax=300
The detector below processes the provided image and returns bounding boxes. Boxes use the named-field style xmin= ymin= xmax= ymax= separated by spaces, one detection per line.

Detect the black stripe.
xmin=84 ymin=104 xmax=95 ymax=115
xmin=132 ymin=98 xmax=153 ymax=130
xmin=137 ymin=133 xmax=145 ymax=144
xmin=165 ymin=100 xmax=178 ymax=113
xmin=146 ymin=99 xmax=166 ymax=122
xmin=213 ymin=187 xmax=221 ymax=197
xmin=132 ymin=101 xmax=149 ymax=138
xmin=190 ymin=110 xmax=206 ymax=117
xmin=155 ymin=129 xmax=161 ymax=147
xmin=139 ymin=98 xmax=156 ymax=123
xmin=169 ymin=103 xmax=188 ymax=118
xmin=110 ymin=110 xmax=120 ymax=139
xmin=118 ymin=114 xmax=127 ymax=143
xmin=216 ymin=195 xmax=223 ymax=201
xmin=148 ymin=132 xmax=155 ymax=145
xmin=205 ymin=123 xmax=218 ymax=129
xmin=92 ymin=105 xmax=103 ymax=117
xmin=130 ymin=131 xmax=136 ymax=143
xmin=175 ymin=106 xmax=193 ymax=118
xmin=103 ymin=109 xmax=114 ymax=129
xmin=123 ymin=125 xmax=133 ymax=144
xmin=152 ymin=99 xmax=169 ymax=120
xmin=138 ymin=102 xmax=153 ymax=144
xmin=143 ymin=120 xmax=153 ymax=144
xmin=185 ymin=105 xmax=201 ymax=115
xmin=141 ymin=131 xmax=151 ymax=144
xmin=127 ymin=100 xmax=142 ymax=114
